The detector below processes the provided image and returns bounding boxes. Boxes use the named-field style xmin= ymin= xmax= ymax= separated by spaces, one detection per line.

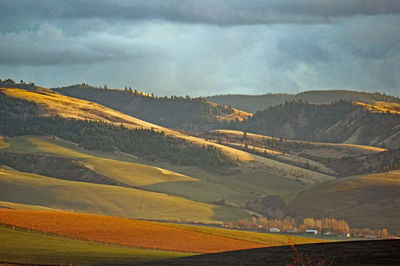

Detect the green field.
xmin=0 ymin=226 xmax=190 ymax=265
xmin=0 ymin=167 xmax=237 ymax=222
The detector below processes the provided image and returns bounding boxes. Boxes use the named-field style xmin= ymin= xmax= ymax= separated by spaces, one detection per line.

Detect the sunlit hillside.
xmin=355 ymin=101 xmax=400 ymax=114
xmin=1 ymin=87 xmax=254 ymax=162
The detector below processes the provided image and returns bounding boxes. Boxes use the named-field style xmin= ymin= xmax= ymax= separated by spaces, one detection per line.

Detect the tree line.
xmin=225 ymin=216 xmax=392 ymax=238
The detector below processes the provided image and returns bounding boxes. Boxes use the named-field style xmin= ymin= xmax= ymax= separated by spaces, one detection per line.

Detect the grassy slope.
xmin=3 ymin=135 xmax=302 ymax=206
xmin=1 ymin=87 xmax=253 ymax=162
xmin=0 ymin=209 xmax=322 ymax=254
xmin=0 ymin=167 xmax=221 ymax=222
xmin=27 ymin=136 xmax=198 ymax=187
xmin=0 ymin=226 xmax=190 ymax=265
xmin=288 ymin=170 xmax=400 ymax=233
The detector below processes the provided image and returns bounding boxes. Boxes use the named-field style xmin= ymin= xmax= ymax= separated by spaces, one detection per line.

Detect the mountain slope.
xmin=207 ymin=90 xmax=400 ymax=113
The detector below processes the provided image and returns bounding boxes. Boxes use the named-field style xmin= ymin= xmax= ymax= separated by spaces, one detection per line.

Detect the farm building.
xmin=305 ymin=229 xmax=318 ymax=235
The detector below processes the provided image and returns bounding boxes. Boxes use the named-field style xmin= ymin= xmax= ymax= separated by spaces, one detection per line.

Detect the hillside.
xmin=0 ymin=86 xmax=254 ymax=165
xmin=207 ymin=90 xmax=400 ymax=113
xmin=202 ymin=129 xmax=389 ymax=177
xmin=55 ymin=84 xmax=251 ymax=131
xmin=231 ymin=100 xmax=400 ymax=149
xmin=287 ymin=170 xmax=400 ymax=233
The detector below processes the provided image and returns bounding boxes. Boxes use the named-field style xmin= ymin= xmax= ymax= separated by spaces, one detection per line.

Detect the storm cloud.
xmin=0 ymin=1 xmax=399 ymax=96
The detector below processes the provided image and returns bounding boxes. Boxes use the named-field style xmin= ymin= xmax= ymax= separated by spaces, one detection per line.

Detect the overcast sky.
xmin=1 ymin=0 xmax=399 ymax=96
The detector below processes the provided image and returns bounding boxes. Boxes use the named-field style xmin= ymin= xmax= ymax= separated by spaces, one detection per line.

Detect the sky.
xmin=0 ymin=0 xmax=399 ymax=97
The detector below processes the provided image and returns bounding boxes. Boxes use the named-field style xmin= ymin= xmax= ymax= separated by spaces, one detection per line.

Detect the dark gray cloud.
xmin=0 ymin=1 xmax=399 ymax=97
xmin=1 ymin=0 xmax=400 ymax=27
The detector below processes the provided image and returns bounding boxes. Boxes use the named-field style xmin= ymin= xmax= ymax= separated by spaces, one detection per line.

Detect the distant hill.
xmin=231 ymin=100 xmax=400 ymax=149
xmin=55 ymin=84 xmax=251 ymax=131
xmin=207 ymin=90 xmax=400 ymax=113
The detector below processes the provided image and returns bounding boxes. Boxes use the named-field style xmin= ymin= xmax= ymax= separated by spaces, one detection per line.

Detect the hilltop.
xmin=207 ymin=90 xmax=400 ymax=113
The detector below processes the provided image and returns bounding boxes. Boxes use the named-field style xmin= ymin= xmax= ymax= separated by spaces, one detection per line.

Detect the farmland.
xmin=0 ymin=226 xmax=189 ymax=265
xmin=0 ymin=209 xmax=322 ymax=253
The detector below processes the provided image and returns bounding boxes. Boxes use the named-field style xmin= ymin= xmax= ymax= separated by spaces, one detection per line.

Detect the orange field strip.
xmin=0 ymin=209 xmax=266 ymax=253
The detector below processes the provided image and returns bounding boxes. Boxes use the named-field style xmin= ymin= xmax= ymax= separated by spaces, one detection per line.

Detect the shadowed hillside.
xmin=231 ymin=100 xmax=400 ymax=149
xmin=151 ymin=239 xmax=400 ymax=265
xmin=207 ymin=90 xmax=400 ymax=113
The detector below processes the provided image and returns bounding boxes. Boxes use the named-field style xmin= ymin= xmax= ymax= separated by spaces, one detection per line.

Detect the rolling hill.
xmin=207 ymin=90 xmax=400 ymax=113
xmin=54 ymin=84 xmax=252 ymax=131
xmin=0 ymin=86 xmax=254 ymax=164
xmin=0 ymin=135 xmax=306 ymax=216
